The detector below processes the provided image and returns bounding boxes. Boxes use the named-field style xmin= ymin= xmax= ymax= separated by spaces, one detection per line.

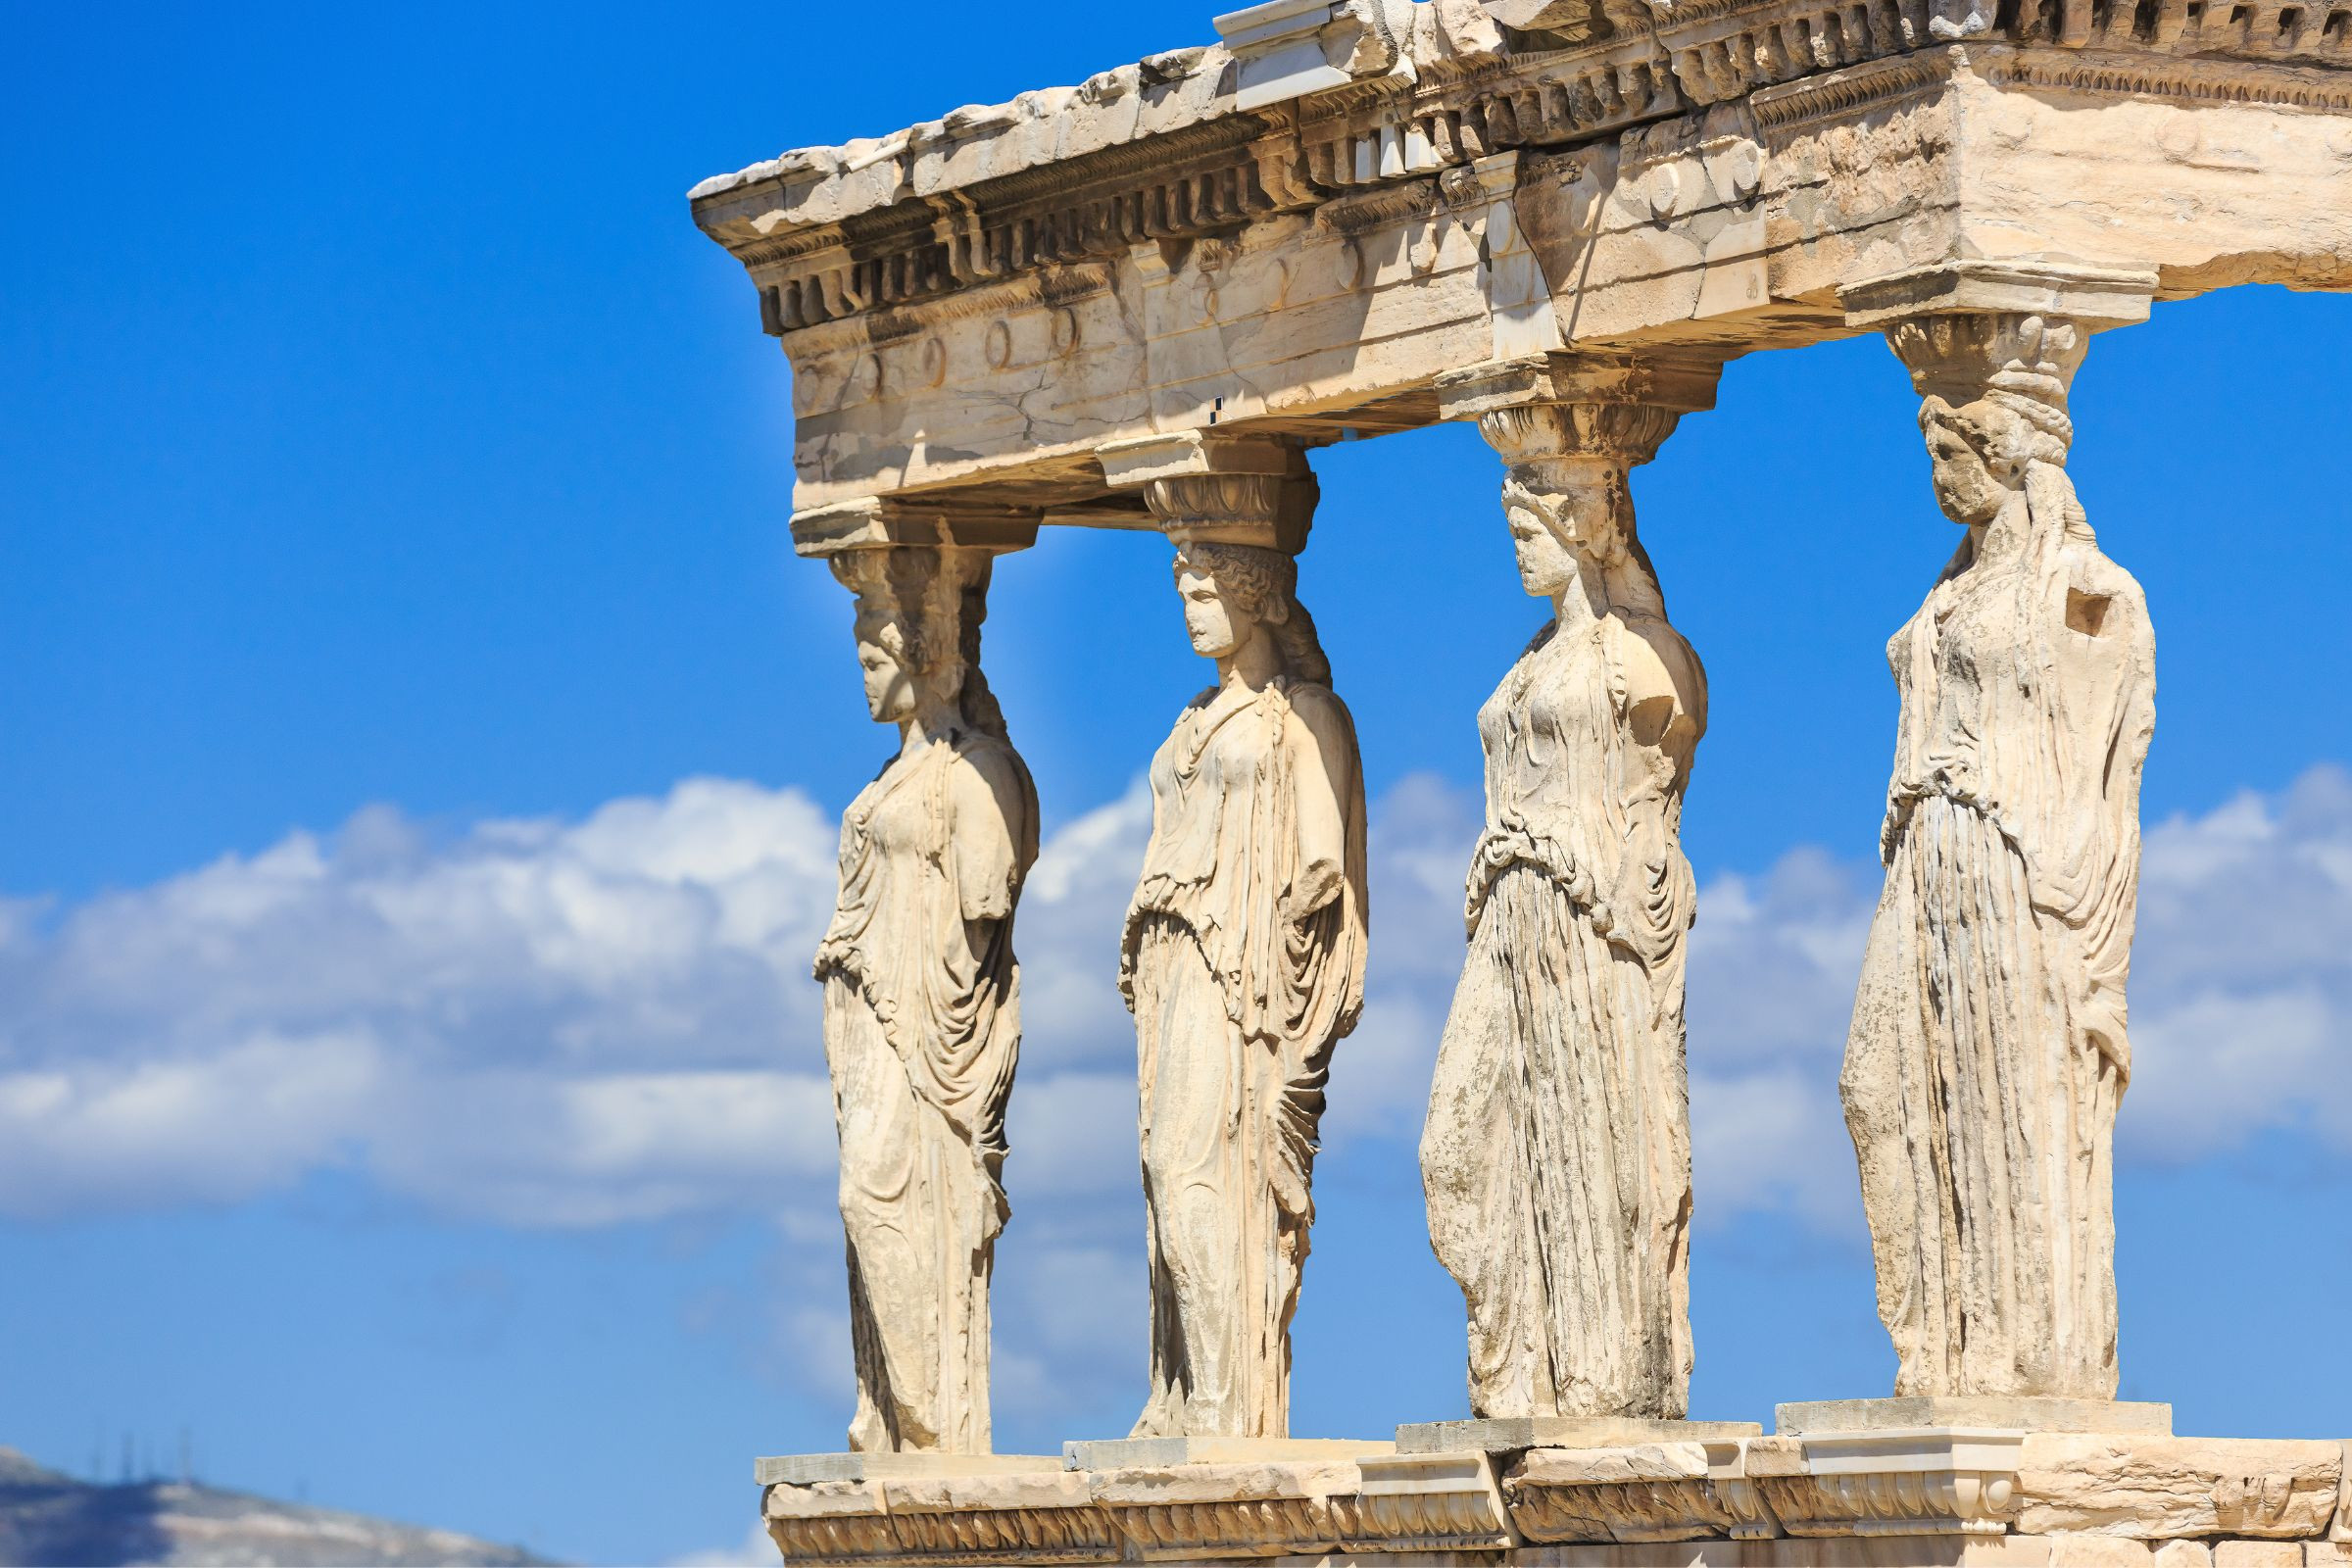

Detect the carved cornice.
xmin=758 ymin=1432 xmax=2352 ymax=1564
xmin=1748 ymin=47 xmax=1955 ymax=129
xmin=697 ymin=0 xmax=2351 ymax=361
xmin=1313 ymin=177 xmax=1442 ymax=235
xmin=775 ymin=262 xmax=1115 ymax=354
xmin=1981 ymin=42 xmax=2352 ymax=109
xmin=1506 ymin=1445 xmax=1782 ymax=1544
xmin=1746 ymin=1433 xmax=2027 ymax=1538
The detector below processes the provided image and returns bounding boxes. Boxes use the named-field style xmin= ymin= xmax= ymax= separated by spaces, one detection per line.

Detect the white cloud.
xmin=0 ymin=778 xmax=843 ymax=1223
xmin=662 ymin=1519 xmax=777 ymax=1568
xmin=1 ymin=762 xmax=2347 ymax=1409
xmin=1676 ymin=766 xmax=2352 ymax=1226
xmin=2123 ymin=765 xmax=2352 ymax=1161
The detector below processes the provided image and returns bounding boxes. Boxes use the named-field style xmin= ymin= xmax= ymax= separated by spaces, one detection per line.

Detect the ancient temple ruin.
xmin=690 ymin=0 xmax=2352 ymax=1560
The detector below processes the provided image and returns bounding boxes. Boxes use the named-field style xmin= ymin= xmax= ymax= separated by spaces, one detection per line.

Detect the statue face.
xmin=1177 ymin=565 xmax=1243 ymax=660
xmin=1925 ymin=418 xmax=2008 ymax=526
xmin=1505 ymin=492 xmax=1576 ymax=598
xmin=856 ymin=628 xmax=918 ymax=723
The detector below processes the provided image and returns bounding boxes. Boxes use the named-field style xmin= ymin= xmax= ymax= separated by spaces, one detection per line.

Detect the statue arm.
xmin=1283 ymin=691 xmax=1359 ymax=921
xmin=949 ymin=747 xmax=1028 ymax=925
xmin=2050 ymin=552 xmax=2155 ymax=1080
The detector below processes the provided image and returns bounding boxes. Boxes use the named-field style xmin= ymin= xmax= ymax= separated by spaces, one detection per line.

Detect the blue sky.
xmin=5 ymin=5 xmax=2350 ymax=1565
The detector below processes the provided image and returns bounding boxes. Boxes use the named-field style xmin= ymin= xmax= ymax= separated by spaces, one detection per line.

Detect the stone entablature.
xmin=694 ymin=2 xmax=2352 ymax=512
xmin=761 ymin=1430 xmax=2352 ymax=1565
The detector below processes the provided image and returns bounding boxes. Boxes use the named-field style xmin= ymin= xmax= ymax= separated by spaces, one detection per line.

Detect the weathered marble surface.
xmin=1421 ymin=354 xmax=1713 ymax=1424
xmin=693 ymin=1 xmax=2352 ymax=512
xmin=1839 ymin=306 xmax=2155 ymax=1403
xmin=1400 ymin=1418 xmax=1760 ymax=1455
xmin=2014 ymin=1438 xmax=2347 ymax=1540
xmin=1777 ymin=1400 xmax=2173 ymax=1437
xmin=700 ymin=0 xmax=2352 ymax=1554
xmin=1119 ymin=447 xmax=1368 ymax=1441
xmin=756 ymin=1453 xmax=1060 ymax=1487
xmin=760 ymin=1429 xmax=2352 ymax=1565
xmin=813 ymin=542 xmax=1040 ymax=1455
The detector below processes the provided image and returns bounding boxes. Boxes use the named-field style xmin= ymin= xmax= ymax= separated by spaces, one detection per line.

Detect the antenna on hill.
xmin=178 ymin=1428 xmax=191 ymax=1487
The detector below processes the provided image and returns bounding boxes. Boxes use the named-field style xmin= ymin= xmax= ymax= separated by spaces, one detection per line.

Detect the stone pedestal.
xmin=1398 ymin=1417 xmax=1762 ymax=1454
xmin=1060 ymin=1436 xmax=1393 ymax=1470
xmin=754 ymin=1452 xmax=1061 ymax=1486
xmin=1778 ymin=1400 xmax=2174 ymax=1437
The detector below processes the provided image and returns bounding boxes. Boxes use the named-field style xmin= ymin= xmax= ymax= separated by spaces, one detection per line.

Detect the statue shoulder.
xmin=2057 ymin=540 xmax=2154 ymax=652
xmin=2065 ymin=539 xmax=2147 ymax=604
xmin=1280 ymin=679 xmax=1359 ymax=741
xmin=1616 ymin=613 xmax=1707 ymax=729
xmin=944 ymin=731 xmax=1033 ymax=826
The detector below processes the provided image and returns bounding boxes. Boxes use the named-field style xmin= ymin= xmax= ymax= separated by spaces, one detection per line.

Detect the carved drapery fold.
xmin=1420 ymin=352 xmax=1717 ymax=1421
xmin=1098 ymin=432 xmax=1367 ymax=1439
xmin=1834 ymin=264 xmax=2158 ymax=1401
xmin=799 ymin=505 xmax=1042 ymax=1454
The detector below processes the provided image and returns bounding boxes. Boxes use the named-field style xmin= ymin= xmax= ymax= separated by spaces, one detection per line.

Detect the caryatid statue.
xmin=1421 ymin=354 xmax=1718 ymax=1422
xmin=1100 ymin=433 xmax=1369 ymax=1441
xmin=1837 ymin=279 xmax=2157 ymax=1400
xmin=798 ymin=501 xmax=1041 ymax=1454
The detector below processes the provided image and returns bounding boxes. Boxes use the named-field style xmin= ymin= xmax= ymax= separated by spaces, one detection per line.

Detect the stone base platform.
xmin=761 ymin=1425 xmax=2351 ymax=1566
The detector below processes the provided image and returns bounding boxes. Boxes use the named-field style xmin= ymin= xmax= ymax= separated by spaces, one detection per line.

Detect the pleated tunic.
xmin=815 ymin=727 xmax=1035 ymax=1452
xmin=1841 ymin=493 xmax=2153 ymax=1399
xmin=1422 ymin=609 xmax=1702 ymax=1419
xmin=1121 ymin=676 xmax=1367 ymax=1440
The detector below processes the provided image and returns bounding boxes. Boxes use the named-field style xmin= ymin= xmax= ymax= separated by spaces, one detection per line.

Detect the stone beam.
xmin=789 ymin=496 xmax=1043 ymax=558
xmin=695 ymin=6 xmax=2352 ymax=515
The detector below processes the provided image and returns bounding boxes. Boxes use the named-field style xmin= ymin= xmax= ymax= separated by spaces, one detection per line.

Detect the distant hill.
xmin=0 ymin=1447 xmax=561 ymax=1567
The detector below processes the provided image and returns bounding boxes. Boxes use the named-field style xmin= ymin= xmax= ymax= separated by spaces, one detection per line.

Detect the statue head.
xmin=1171 ymin=539 xmax=1332 ymax=686
xmin=1918 ymin=378 xmax=2071 ymax=528
xmin=1898 ymin=311 xmax=2079 ymax=529
xmin=849 ymin=598 xmax=922 ymax=723
xmin=830 ymin=548 xmax=1009 ymax=736
xmin=1501 ymin=460 xmax=1636 ymax=599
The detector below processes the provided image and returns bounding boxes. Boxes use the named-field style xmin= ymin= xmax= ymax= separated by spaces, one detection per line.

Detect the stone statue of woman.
xmin=1420 ymin=420 xmax=1708 ymax=1420
xmin=1842 ymin=314 xmax=2155 ymax=1400
xmin=1123 ymin=539 xmax=1368 ymax=1441
xmin=812 ymin=544 xmax=1039 ymax=1453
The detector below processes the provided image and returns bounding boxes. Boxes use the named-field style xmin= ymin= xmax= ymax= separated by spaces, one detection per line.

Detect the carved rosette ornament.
xmin=1421 ymin=352 xmax=1720 ymax=1422
xmin=1097 ymin=432 xmax=1368 ymax=1441
xmin=790 ymin=498 xmax=1044 ymax=1455
xmin=1836 ymin=265 xmax=2160 ymax=1402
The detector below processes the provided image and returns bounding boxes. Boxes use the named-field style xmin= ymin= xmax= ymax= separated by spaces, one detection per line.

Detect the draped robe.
xmin=1421 ymin=606 xmax=1704 ymax=1418
xmin=814 ymin=726 xmax=1037 ymax=1452
xmin=1121 ymin=675 xmax=1367 ymax=1439
xmin=1842 ymin=470 xmax=2154 ymax=1399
